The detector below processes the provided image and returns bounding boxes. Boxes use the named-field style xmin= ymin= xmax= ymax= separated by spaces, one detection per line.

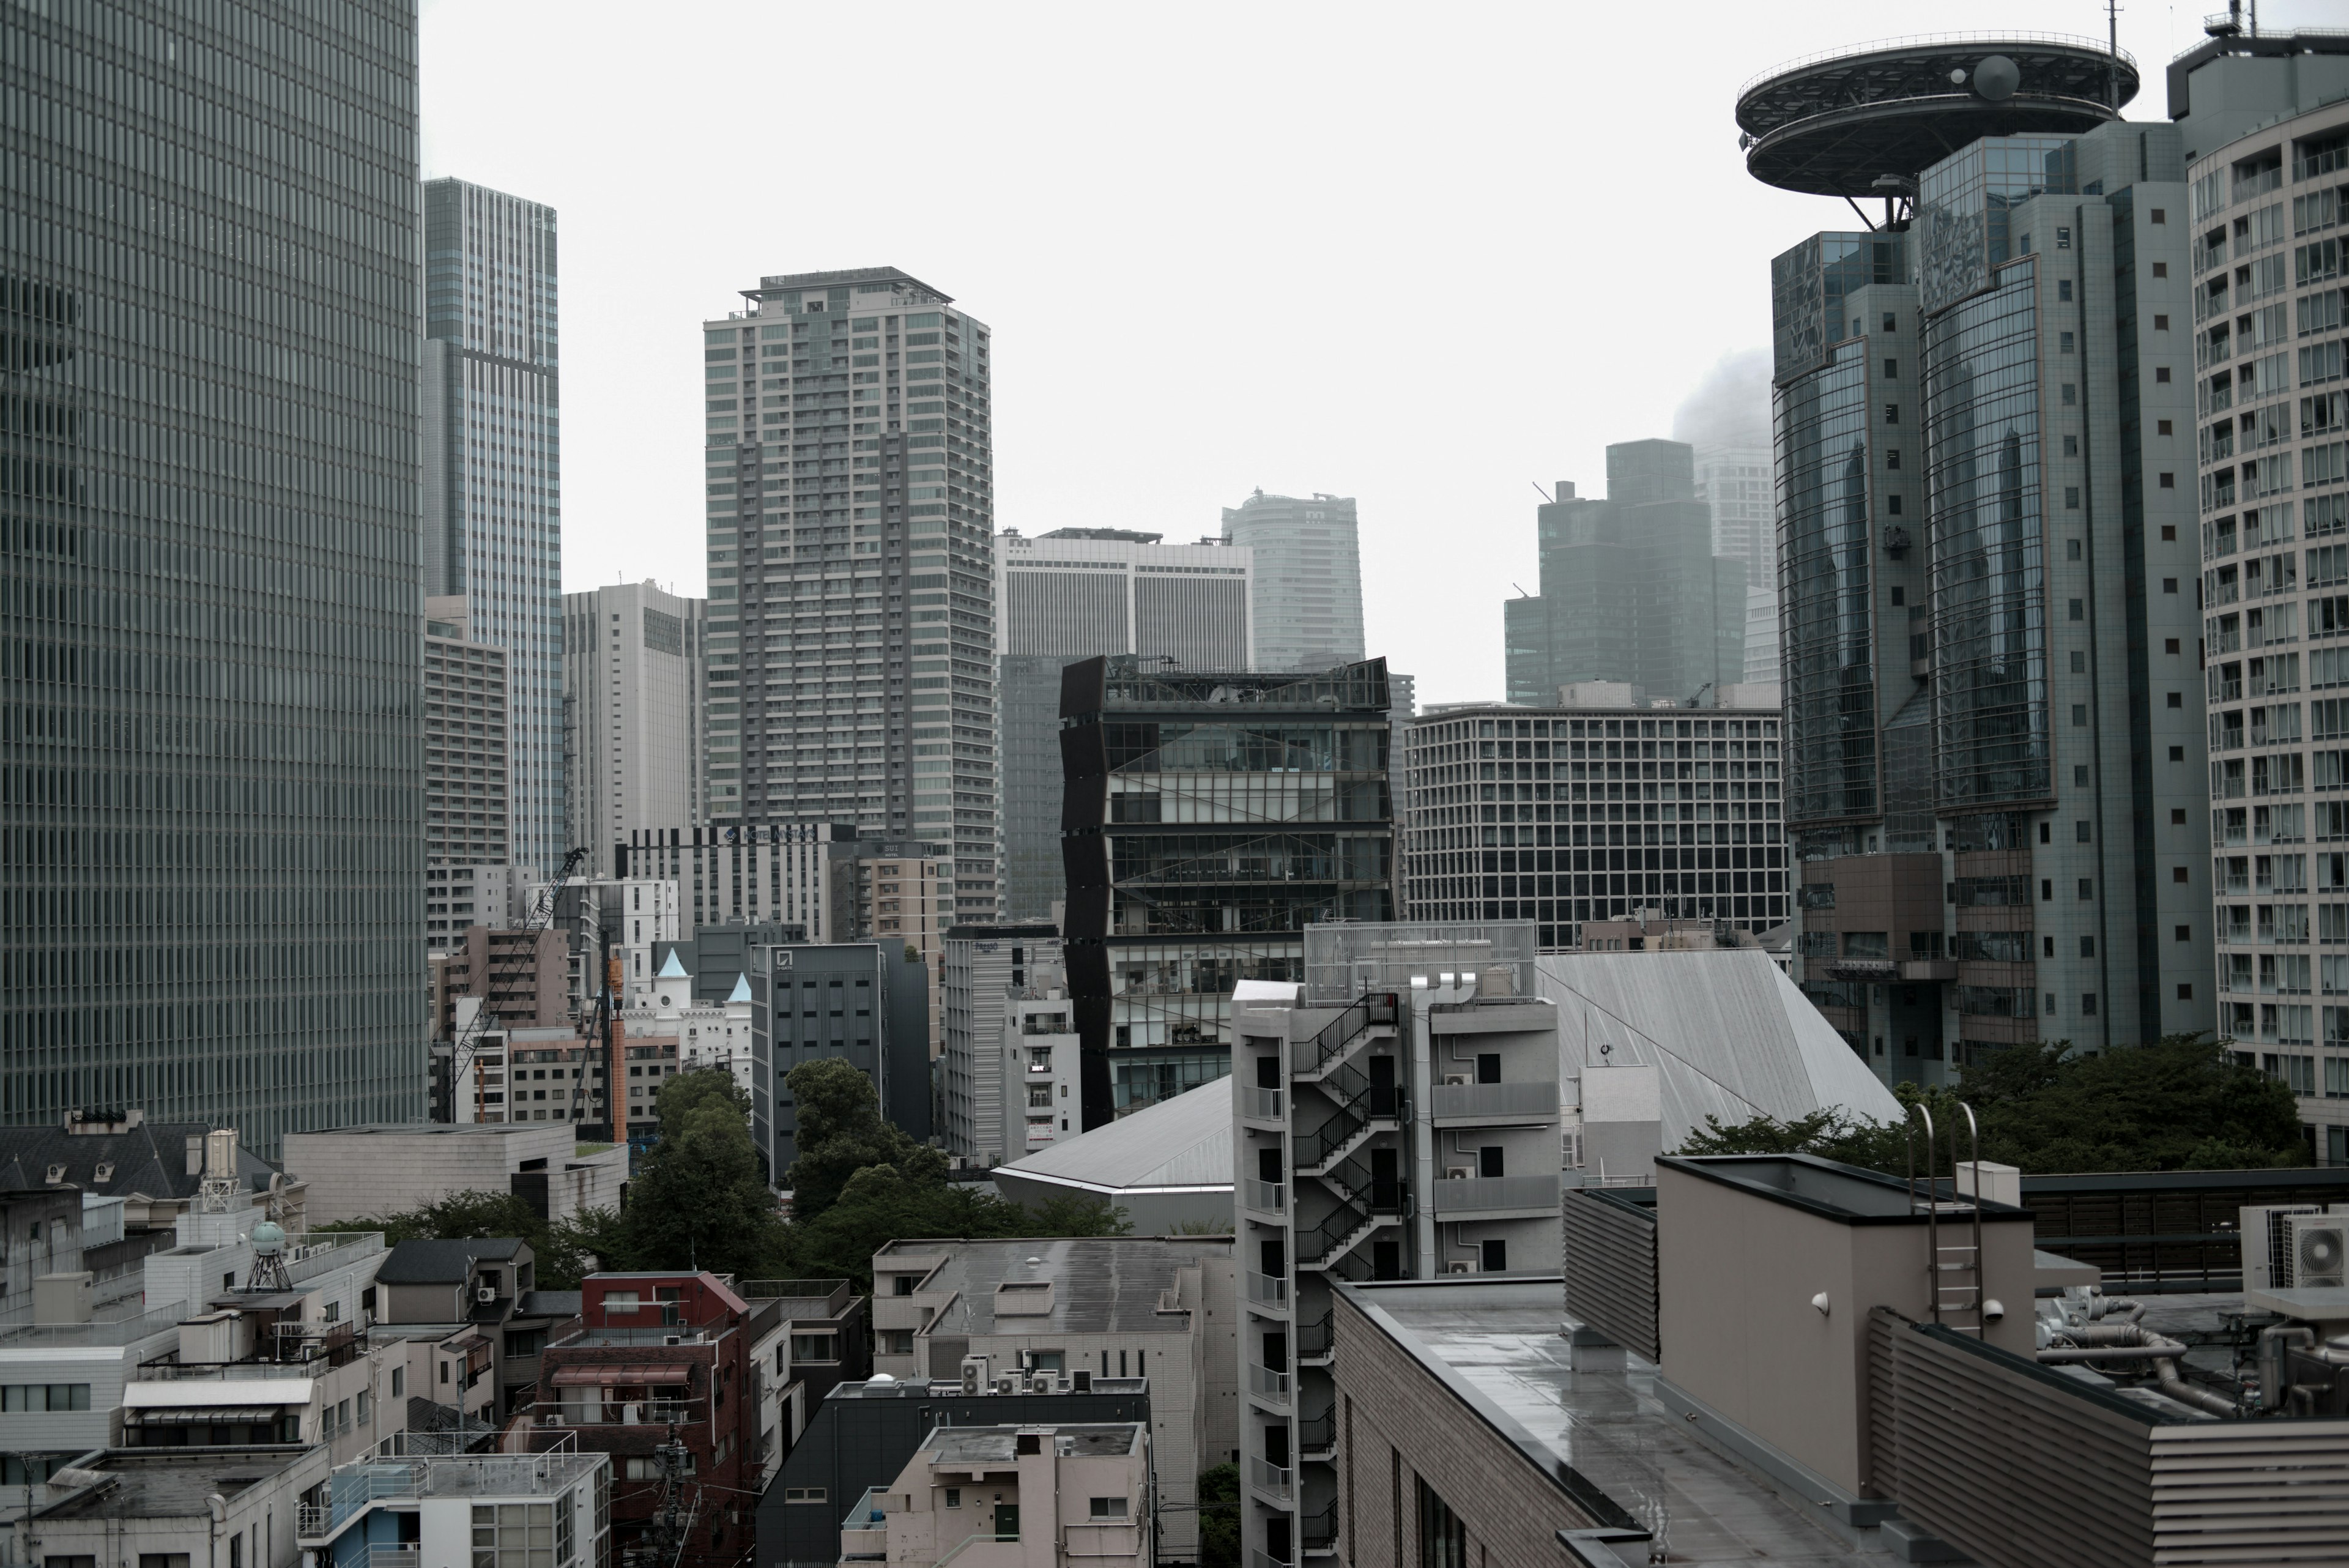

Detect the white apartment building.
xmin=941 ymin=924 xmax=1061 ymax=1164
xmin=839 ymin=1424 xmax=1152 ymax=1568
xmin=1002 ymin=964 xmax=1081 ymax=1161
xmin=563 ymin=581 xmax=708 ymax=855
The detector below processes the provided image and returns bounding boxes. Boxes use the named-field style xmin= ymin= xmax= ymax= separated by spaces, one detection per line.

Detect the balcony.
xmin=1245 ymin=1363 xmax=1291 ymax=1405
xmin=1240 ymin=1086 xmax=1284 ymax=1124
xmin=1427 ymin=1173 xmax=1560 ymax=1218
xmin=1242 ymin=1179 xmax=1286 ymax=1216
xmin=1245 ymin=1271 xmax=1290 ymax=1310
xmin=1247 ymin=1455 xmax=1293 ymax=1503
xmin=1429 ymin=1079 xmax=1557 ymax=1126
xmin=839 ymin=1485 xmax=890 ymax=1560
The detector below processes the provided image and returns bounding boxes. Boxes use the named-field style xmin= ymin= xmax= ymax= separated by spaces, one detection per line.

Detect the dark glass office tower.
xmin=2 ymin=2 xmax=425 ymax=1149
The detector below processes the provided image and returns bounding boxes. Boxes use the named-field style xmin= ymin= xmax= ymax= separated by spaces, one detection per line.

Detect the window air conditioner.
xmin=1443 ymin=1074 xmax=1469 ymax=1087
xmin=1445 ymin=1261 xmax=1475 ymax=1274
xmin=1445 ymin=1167 xmax=1472 ymax=1180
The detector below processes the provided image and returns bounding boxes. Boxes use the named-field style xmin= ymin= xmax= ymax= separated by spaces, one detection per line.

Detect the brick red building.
xmin=518 ymin=1271 xmax=783 ymax=1568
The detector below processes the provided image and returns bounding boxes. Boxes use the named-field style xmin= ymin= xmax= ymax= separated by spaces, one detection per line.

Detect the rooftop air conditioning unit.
xmin=1446 ymin=1261 xmax=1475 ymax=1274
xmin=960 ymin=1355 xmax=989 ymax=1396
xmin=2291 ymin=1216 xmax=2348 ymax=1290
xmin=1443 ymin=1074 xmax=1469 ymax=1087
xmin=2243 ymin=1205 xmax=2323 ymax=1290
xmin=1029 ymin=1372 xmax=1052 ymax=1394
xmin=1446 ymin=1167 xmax=1472 ymax=1180
xmin=478 ymin=1287 xmax=498 ymax=1304
xmin=995 ymin=1375 xmax=1018 ymax=1396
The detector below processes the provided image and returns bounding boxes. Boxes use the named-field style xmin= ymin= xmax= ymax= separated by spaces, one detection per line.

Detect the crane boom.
xmin=445 ymin=844 xmax=592 ymax=1103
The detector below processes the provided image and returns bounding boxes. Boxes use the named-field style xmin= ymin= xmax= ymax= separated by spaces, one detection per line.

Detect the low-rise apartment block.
xmin=838 ymin=1422 xmax=1153 ymax=1568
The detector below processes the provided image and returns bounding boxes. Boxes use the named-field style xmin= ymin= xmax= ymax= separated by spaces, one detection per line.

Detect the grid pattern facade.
xmin=1220 ymin=491 xmax=1362 ymax=673
xmin=2195 ymin=108 xmax=2349 ymax=1158
xmin=705 ymin=268 xmax=996 ymax=918
xmin=612 ymin=822 xmax=836 ymax=937
xmin=1400 ymin=705 xmax=1788 ymax=948
xmin=1 ymin=0 xmax=426 ymax=1150
xmin=424 ymin=600 xmax=510 ymax=948
xmin=563 ymin=582 xmax=707 ymax=855
xmin=421 ymin=179 xmax=562 ymax=880
xmin=1694 ymin=442 xmax=1781 ymax=686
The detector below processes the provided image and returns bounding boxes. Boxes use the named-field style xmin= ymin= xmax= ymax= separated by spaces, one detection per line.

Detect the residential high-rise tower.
xmin=422 ymin=179 xmax=563 ymax=880
xmin=703 ymin=268 xmax=996 ymax=919
xmin=2 ymin=0 xmax=426 ymax=1149
xmin=1220 ymin=491 xmax=1364 ymax=672
xmin=563 ymin=581 xmax=708 ymax=853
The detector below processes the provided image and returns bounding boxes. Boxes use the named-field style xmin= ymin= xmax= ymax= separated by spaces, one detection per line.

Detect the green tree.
xmin=1197 ymin=1463 xmax=1241 ymax=1568
xmin=784 ymin=1058 xmax=946 ymax=1219
xmin=612 ymin=1068 xmax=792 ymax=1277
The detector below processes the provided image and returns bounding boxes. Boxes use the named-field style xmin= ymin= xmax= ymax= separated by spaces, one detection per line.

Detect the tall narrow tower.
xmin=1222 ymin=491 xmax=1364 ymax=672
xmin=422 ymin=179 xmax=564 ymax=881
xmin=703 ymin=269 xmax=997 ymax=918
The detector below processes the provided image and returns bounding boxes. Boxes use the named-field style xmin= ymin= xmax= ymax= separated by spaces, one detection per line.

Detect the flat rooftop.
xmin=1657 ymin=1154 xmax=2035 ymax=1225
xmin=1348 ymin=1279 xmax=1902 ymax=1566
xmin=39 ymin=1449 xmax=311 ymax=1520
xmin=880 ymin=1238 xmax=1225 ymax=1337
xmin=926 ymin=1425 xmax=1143 ymax=1463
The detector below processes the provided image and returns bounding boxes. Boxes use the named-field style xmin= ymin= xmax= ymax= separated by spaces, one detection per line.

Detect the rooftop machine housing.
xmin=1736 ymin=35 xmax=2139 ymax=198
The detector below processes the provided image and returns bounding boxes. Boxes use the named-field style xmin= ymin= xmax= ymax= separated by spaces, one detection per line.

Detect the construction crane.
xmin=446 ymin=844 xmax=592 ymax=1100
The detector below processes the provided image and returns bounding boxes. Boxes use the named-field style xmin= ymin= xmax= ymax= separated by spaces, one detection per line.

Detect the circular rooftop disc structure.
xmin=1737 ymin=34 xmax=2139 ymax=196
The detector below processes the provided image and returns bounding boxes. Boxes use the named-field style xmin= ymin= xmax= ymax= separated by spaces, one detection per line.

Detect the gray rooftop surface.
xmin=926 ymin=1425 xmax=1143 ymax=1463
xmin=888 ymin=1238 xmax=1223 ymax=1337
xmin=38 ymin=1449 xmax=311 ymax=1520
xmin=1358 ymin=1280 xmax=1901 ymax=1566
xmin=992 ymin=1077 xmax=1231 ymax=1195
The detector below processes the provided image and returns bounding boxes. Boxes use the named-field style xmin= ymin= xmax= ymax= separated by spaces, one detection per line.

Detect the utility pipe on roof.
xmin=2040 ymin=1325 xmax=2238 ymax=1416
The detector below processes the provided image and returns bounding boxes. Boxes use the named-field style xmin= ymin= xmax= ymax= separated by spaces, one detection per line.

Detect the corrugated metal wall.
xmin=1562 ymin=1187 xmax=1658 ymax=1362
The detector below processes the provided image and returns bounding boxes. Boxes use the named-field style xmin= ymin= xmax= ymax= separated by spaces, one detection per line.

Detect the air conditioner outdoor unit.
xmin=1029 ymin=1373 xmax=1052 ymax=1394
xmin=2242 ymin=1204 xmax=2323 ymax=1290
xmin=1446 ymin=1167 xmax=1472 ymax=1180
xmin=2291 ymin=1216 xmax=2348 ymax=1290
xmin=663 ymin=1335 xmax=681 ymax=1347
xmin=995 ymin=1375 xmax=1018 ymax=1396
xmin=1445 ymin=1261 xmax=1475 ymax=1274
xmin=1443 ymin=1074 xmax=1469 ymax=1087
xmin=960 ymin=1355 xmax=989 ymax=1396
xmin=477 ymin=1287 xmax=498 ymax=1303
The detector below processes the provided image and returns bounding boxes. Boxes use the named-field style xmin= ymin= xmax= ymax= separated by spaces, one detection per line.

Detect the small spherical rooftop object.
xmin=249 ymin=1219 xmax=286 ymax=1256
xmin=1972 ymin=54 xmax=2021 ymax=102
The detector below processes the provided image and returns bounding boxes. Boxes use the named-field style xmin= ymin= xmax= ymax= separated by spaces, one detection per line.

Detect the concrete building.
xmin=1504 ymin=442 xmax=1750 ymax=708
xmin=996 ymin=528 xmax=1254 ymax=921
xmin=3 ymin=0 xmax=426 ymax=1151
xmin=869 ymin=1236 xmax=1235 ymax=1563
xmin=0 ymin=1112 xmax=305 ymax=1236
xmin=297 ymin=1434 xmax=610 ymax=1568
xmin=622 ymin=951 xmax=757 ymax=1099
xmin=283 ymin=1123 xmax=626 ymax=1227
xmin=990 ymin=1077 xmax=1233 ymax=1236
xmin=1059 ymin=656 xmax=1395 ymax=1127
xmin=837 ymin=1423 xmax=1154 ymax=1568
xmin=749 ymin=942 xmax=931 ymax=1188
xmin=997 ymin=959 xmax=1081 ymax=1161
xmin=1230 ymin=922 xmax=1563 ymax=1568
xmin=759 ymin=1374 xmax=1151 ymax=1568
xmin=828 ymin=838 xmax=956 ymax=1047
xmin=26 ymin=1447 xmax=333 ymax=1568
xmin=1399 ymin=693 xmax=1787 ymax=949
xmin=703 ymin=267 xmax=998 ymax=920
xmin=1219 ymin=490 xmax=1364 ymax=673
xmin=421 ymin=177 xmax=563 ymax=881
xmin=439 ymin=926 xmax=571 ymax=1038
xmin=2189 ymin=92 xmax=2349 ymax=1161
xmin=423 ymin=594 xmax=514 ymax=951
xmin=611 ymin=821 xmax=842 ymax=942
xmin=565 ymin=581 xmax=710 ymax=852
xmin=940 ymin=925 xmax=1062 ymax=1165
xmin=1740 ymin=36 xmax=2264 ymax=1075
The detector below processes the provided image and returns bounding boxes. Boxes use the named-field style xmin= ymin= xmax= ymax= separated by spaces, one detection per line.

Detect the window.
xmin=604 ymin=1290 xmax=640 ymax=1312
xmin=2080 ymin=879 xmax=2096 ymax=901
xmin=944 ymin=1489 xmax=962 ymax=1509
xmin=790 ymin=1334 xmax=839 ymax=1362
xmin=1884 ymin=403 xmax=1899 ymax=423
xmin=1418 ymin=1477 xmax=1469 ymax=1568
xmin=1088 ymin=1498 xmax=1130 ymax=1520
xmin=2 ymin=1384 xmax=91 ymax=1411
xmin=784 ymin=1488 xmax=828 ymax=1504
xmin=1480 ymin=1238 xmax=1508 ymax=1273
xmin=2157 ymin=366 xmax=2173 ymax=383
xmin=2156 ymin=314 xmax=2170 ymax=330
xmin=2082 ymin=993 xmax=2098 ymax=1015
xmin=2176 ymin=867 xmax=2192 ymax=882
xmin=392 ymin=1367 xmax=404 ymax=1398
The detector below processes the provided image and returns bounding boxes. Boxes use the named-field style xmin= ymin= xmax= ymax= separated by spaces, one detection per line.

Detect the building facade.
xmin=1503 ymin=441 xmax=1750 ymax=708
xmin=422 ymin=178 xmax=563 ymax=880
xmin=1220 ymin=490 xmax=1363 ymax=672
xmin=748 ymin=941 xmax=931 ymax=1187
xmin=940 ymin=925 xmax=1062 ymax=1164
xmin=996 ymin=528 xmax=1254 ymax=923
xmin=702 ymin=267 xmax=998 ymax=920
xmin=565 ymin=581 xmax=708 ymax=853
xmin=1231 ymin=923 xmax=1562 ymax=1568
xmin=613 ymin=821 xmax=843 ymax=940
xmin=2191 ymin=97 xmax=2349 ymax=1161
xmin=425 ymin=595 xmax=512 ymax=949
xmin=1399 ymin=695 xmax=1787 ymax=948
xmin=2 ymin=0 xmax=426 ymax=1149
xmin=1059 ymin=656 xmax=1395 ymax=1128
xmin=1742 ymin=37 xmax=2235 ymax=1078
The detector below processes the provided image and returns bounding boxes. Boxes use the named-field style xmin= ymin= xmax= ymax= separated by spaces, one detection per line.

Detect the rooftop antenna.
xmin=2107 ymin=0 xmax=2123 ymax=110
xmin=1530 ymin=480 xmax=1554 ymax=503
xmin=1512 ymin=582 xmax=1532 ymax=598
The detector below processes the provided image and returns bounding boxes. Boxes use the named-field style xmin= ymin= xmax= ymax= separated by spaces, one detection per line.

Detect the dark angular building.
xmin=1503 ymin=440 xmax=1750 ymax=707
xmin=1058 ymin=655 xmax=1394 ymax=1127
xmin=749 ymin=940 xmax=931 ymax=1182
xmin=2 ymin=0 xmax=426 ymax=1149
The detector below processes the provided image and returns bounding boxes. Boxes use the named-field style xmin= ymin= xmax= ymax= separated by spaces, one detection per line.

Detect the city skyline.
xmin=421 ymin=1 xmax=2340 ymax=707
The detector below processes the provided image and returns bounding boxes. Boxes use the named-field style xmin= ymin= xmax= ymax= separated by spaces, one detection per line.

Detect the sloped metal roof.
xmin=993 ymin=1077 xmax=1233 ymax=1196
xmin=1535 ymin=949 xmax=1904 ymax=1148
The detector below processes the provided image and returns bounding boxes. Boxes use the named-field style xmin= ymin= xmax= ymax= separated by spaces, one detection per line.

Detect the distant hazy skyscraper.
xmin=422 ymin=179 xmax=564 ymax=880
xmin=1677 ymin=351 xmax=1781 ymax=688
xmin=1221 ymin=490 xmax=1364 ymax=672
xmin=995 ymin=528 xmax=1253 ymax=921
xmin=565 ymin=582 xmax=710 ymax=859
xmin=2 ymin=1 xmax=425 ymax=1150
xmin=703 ymin=267 xmax=996 ymax=917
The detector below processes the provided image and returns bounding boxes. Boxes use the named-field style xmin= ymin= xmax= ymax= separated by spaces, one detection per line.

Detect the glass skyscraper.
xmin=2 ymin=0 xmax=426 ymax=1148
xmin=703 ymin=268 xmax=996 ymax=918
xmin=422 ymin=179 xmax=562 ymax=880
xmin=1220 ymin=489 xmax=1364 ymax=672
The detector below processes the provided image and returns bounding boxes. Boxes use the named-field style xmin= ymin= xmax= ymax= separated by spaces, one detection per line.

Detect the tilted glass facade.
xmin=1776 ymin=342 xmax=1879 ymax=822
xmin=2 ymin=1 xmax=426 ymax=1148
xmin=1924 ymin=267 xmax=2051 ymax=809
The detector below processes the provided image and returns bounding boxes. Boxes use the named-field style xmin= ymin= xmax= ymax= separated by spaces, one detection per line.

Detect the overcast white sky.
xmin=418 ymin=0 xmax=2333 ymax=707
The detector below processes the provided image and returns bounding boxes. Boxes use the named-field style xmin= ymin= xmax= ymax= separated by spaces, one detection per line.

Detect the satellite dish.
xmin=1972 ymin=55 xmax=2020 ymax=103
